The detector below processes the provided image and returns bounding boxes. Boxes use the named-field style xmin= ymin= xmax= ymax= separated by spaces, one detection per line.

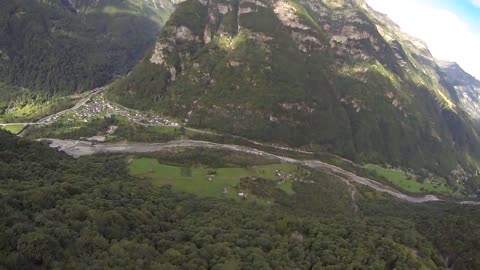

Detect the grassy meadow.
xmin=364 ymin=164 xmax=452 ymax=194
xmin=129 ymin=158 xmax=301 ymax=199
xmin=0 ymin=124 xmax=26 ymax=134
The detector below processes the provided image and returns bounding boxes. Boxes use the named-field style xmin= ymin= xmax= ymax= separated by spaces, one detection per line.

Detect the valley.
xmin=3 ymin=82 xmax=475 ymax=203
xmin=1 ymin=0 xmax=480 ymax=269
xmin=46 ymin=137 xmax=469 ymax=204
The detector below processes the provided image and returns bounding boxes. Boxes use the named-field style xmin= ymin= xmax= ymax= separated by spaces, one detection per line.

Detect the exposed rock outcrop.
xmin=150 ymin=42 xmax=170 ymax=65
xmin=439 ymin=61 xmax=480 ymax=120
xmin=273 ymin=0 xmax=310 ymax=30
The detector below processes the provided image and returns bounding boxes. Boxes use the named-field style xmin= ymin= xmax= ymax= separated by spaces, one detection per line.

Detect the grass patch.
xmin=277 ymin=181 xmax=294 ymax=195
xmin=0 ymin=124 xmax=26 ymax=134
xmin=364 ymin=164 xmax=452 ymax=194
xmin=129 ymin=158 xmax=300 ymax=199
xmin=148 ymin=126 xmax=180 ymax=136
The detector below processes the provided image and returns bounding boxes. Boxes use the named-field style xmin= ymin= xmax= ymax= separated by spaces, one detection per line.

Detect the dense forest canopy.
xmin=0 ymin=0 xmax=175 ymax=94
xmin=1 ymin=129 xmax=480 ymax=269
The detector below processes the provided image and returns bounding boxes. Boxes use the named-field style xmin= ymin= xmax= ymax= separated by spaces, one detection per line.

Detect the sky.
xmin=366 ymin=0 xmax=480 ymax=79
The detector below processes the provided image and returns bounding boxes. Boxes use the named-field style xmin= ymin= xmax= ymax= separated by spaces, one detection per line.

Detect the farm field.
xmin=364 ymin=164 xmax=452 ymax=194
xmin=0 ymin=124 xmax=26 ymax=134
xmin=129 ymin=158 xmax=301 ymax=199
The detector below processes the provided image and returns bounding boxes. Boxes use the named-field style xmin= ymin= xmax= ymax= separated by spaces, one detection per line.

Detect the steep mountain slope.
xmin=0 ymin=0 xmax=179 ymax=94
xmin=438 ymin=60 xmax=480 ymax=121
xmin=108 ymin=0 xmax=480 ymax=189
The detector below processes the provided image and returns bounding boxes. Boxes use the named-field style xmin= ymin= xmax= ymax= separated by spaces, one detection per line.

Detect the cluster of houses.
xmin=423 ymin=178 xmax=447 ymax=188
xmin=274 ymin=169 xmax=314 ymax=184
xmin=69 ymin=95 xmax=179 ymax=127
xmin=274 ymin=169 xmax=295 ymax=183
xmin=42 ymin=115 xmax=60 ymax=125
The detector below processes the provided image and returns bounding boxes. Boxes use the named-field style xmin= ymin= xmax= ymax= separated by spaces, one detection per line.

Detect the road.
xmin=45 ymin=138 xmax=475 ymax=204
xmin=184 ymin=127 xmax=316 ymax=155
xmin=0 ymin=123 xmax=29 ymax=126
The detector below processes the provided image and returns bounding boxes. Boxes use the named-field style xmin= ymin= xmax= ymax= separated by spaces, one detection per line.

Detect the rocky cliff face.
xmin=438 ymin=61 xmax=480 ymax=120
xmin=109 ymin=0 xmax=480 ymax=190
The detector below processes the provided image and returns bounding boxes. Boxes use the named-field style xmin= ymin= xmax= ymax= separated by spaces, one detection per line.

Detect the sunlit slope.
xmin=109 ymin=0 xmax=480 ymax=192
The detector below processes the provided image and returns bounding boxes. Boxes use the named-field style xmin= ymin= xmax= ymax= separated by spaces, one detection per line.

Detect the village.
xmin=67 ymin=93 xmax=179 ymax=127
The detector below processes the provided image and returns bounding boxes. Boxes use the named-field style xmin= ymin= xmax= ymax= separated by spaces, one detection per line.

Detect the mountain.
xmin=108 ymin=0 xmax=480 ymax=187
xmin=0 ymin=0 xmax=179 ymax=94
xmin=2 ymin=1 xmax=480 ymax=266
xmin=438 ymin=61 xmax=480 ymax=121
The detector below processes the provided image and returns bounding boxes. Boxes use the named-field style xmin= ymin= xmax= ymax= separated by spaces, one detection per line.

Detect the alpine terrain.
xmin=1 ymin=0 xmax=480 ymax=269
xmin=109 ymin=0 xmax=480 ymax=193
xmin=438 ymin=60 xmax=480 ymax=122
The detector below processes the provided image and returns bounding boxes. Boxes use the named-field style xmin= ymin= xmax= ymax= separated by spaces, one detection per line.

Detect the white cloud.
xmin=367 ymin=0 xmax=480 ymax=79
xmin=471 ymin=0 xmax=480 ymax=7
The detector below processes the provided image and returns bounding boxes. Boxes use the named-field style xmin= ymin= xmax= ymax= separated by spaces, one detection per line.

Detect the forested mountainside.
xmin=1 ymin=129 xmax=480 ymax=269
xmin=0 ymin=0 xmax=178 ymax=94
xmin=438 ymin=60 xmax=480 ymax=121
xmin=108 ymin=0 xmax=480 ymax=187
xmin=2 ymin=0 xmax=480 ymax=268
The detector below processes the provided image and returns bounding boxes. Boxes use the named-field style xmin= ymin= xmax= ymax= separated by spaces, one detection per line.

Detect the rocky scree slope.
xmin=108 ymin=0 xmax=480 ymax=193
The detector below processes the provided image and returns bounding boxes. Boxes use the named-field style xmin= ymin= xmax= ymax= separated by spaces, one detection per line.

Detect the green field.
xmin=129 ymin=158 xmax=300 ymax=198
xmin=0 ymin=124 xmax=26 ymax=134
xmin=277 ymin=181 xmax=295 ymax=195
xmin=364 ymin=164 xmax=451 ymax=194
xmin=149 ymin=125 xmax=180 ymax=135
